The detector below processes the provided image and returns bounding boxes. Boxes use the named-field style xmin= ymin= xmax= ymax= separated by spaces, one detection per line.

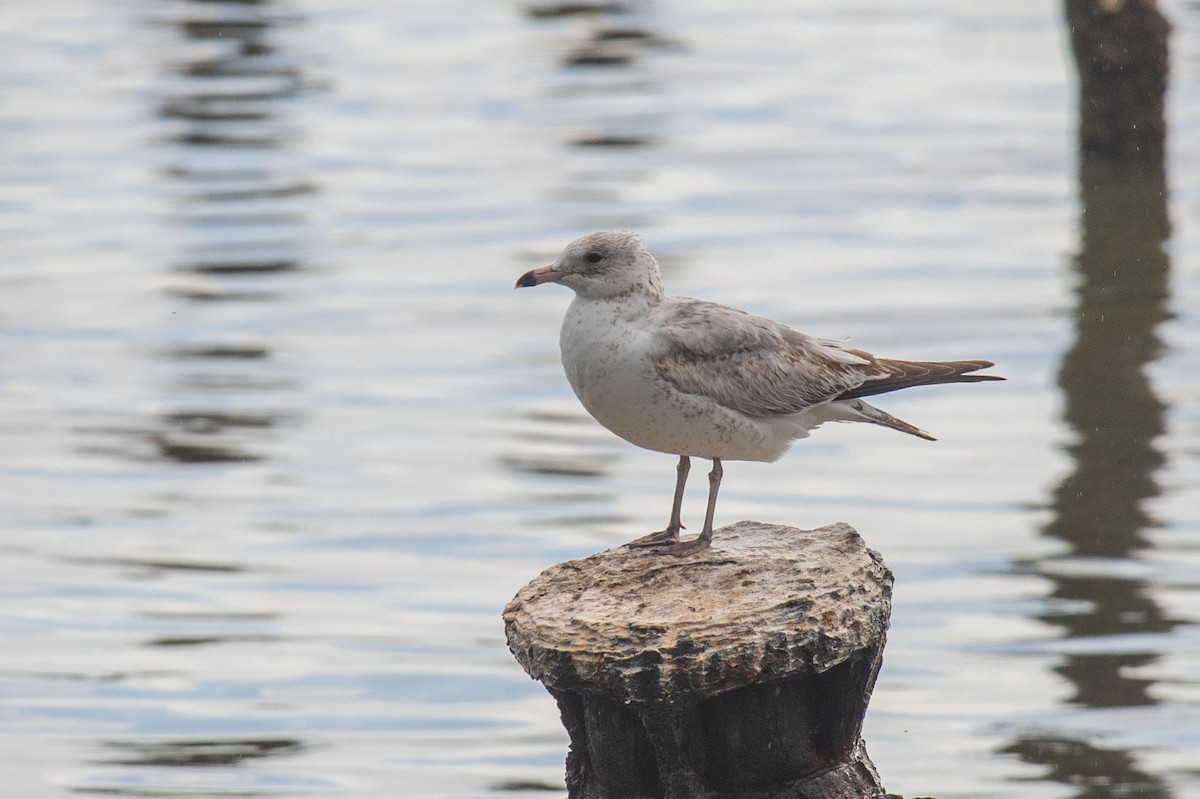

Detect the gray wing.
xmin=651 ymin=299 xmax=887 ymax=417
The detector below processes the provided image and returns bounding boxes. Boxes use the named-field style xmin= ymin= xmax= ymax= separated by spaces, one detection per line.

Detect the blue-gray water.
xmin=2 ymin=1 xmax=1199 ymax=797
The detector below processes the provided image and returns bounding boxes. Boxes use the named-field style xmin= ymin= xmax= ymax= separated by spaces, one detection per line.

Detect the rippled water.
xmin=2 ymin=1 xmax=1199 ymax=797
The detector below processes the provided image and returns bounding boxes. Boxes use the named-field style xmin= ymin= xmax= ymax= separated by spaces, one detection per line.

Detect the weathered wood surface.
xmin=504 ymin=521 xmax=895 ymax=799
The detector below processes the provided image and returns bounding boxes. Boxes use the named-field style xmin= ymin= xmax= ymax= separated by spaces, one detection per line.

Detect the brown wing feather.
xmin=836 ymin=355 xmax=1002 ymax=399
xmin=651 ymin=300 xmax=889 ymax=416
xmin=652 ymin=299 xmax=1003 ymax=416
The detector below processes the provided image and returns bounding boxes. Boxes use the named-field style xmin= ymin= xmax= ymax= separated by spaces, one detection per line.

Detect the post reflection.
xmin=1001 ymin=735 xmax=1170 ymax=799
xmin=100 ymin=738 xmax=305 ymax=768
xmin=505 ymin=1 xmax=674 ymax=535
xmin=1008 ymin=134 xmax=1177 ymax=799
xmin=1005 ymin=3 xmax=1176 ymax=794
xmin=525 ymin=0 xmax=672 ymax=212
xmin=74 ymin=2 xmax=316 ymax=793
xmin=1039 ymin=165 xmax=1179 ymax=709
xmin=147 ymin=0 xmax=313 ymax=465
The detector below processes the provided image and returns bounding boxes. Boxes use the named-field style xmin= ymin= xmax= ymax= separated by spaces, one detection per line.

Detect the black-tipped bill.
xmin=514 ymin=264 xmax=559 ymax=288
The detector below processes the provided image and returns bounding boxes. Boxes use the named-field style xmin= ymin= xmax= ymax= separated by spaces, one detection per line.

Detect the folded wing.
xmin=652 ymin=299 xmax=1002 ymax=418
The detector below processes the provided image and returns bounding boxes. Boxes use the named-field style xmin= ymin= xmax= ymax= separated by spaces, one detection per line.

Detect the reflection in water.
xmin=66 ymin=555 xmax=243 ymax=574
xmin=100 ymin=738 xmax=305 ymax=767
xmin=1001 ymin=736 xmax=1169 ymax=799
xmin=1037 ymin=160 xmax=1179 ymax=716
xmin=529 ymin=0 xmax=671 ymax=198
xmin=572 ymin=133 xmax=656 ymax=148
xmin=506 ymin=1 xmax=674 ymax=535
xmin=502 ymin=409 xmax=620 ymax=478
xmin=1026 ymin=121 xmax=1177 ymax=795
xmin=1046 ymin=172 xmax=1171 ymax=560
xmin=168 ymin=343 xmax=271 ymax=360
xmin=1029 ymin=160 xmax=1181 ymax=724
xmin=504 ymin=406 xmax=629 ymax=532
xmin=72 ymin=1 xmax=317 ymax=795
xmin=79 ymin=0 xmax=314 ymax=465
xmin=525 ymin=2 xmax=629 ymax=20
xmin=562 ymin=26 xmax=674 ymax=69
xmin=144 ymin=0 xmax=312 ymax=465
xmin=1008 ymin=3 xmax=1177 ymax=794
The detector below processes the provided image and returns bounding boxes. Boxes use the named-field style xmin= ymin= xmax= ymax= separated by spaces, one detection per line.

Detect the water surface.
xmin=1 ymin=1 xmax=1199 ymax=797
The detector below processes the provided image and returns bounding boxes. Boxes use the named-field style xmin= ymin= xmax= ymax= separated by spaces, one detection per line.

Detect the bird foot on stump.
xmin=625 ymin=530 xmax=712 ymax=556
xmin=658 ymin=535 xmax=712 ymax=557
xmin=626 ymin=528 xmax=681 ymax=548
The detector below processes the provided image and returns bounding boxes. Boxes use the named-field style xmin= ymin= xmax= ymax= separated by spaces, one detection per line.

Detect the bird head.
xmin=515 ymin=230 xmax=664 ymax=300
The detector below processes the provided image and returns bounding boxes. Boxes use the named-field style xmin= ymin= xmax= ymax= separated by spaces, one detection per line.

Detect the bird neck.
xmin=574 ymin=283 xmax=663 ymax=321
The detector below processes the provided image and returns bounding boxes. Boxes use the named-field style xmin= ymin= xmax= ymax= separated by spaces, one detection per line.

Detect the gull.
xmin=516 ymin=231 xmax=1003 ymax=556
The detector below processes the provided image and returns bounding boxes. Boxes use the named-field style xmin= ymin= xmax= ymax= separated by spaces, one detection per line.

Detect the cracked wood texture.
xmin=504 ymin=521 xmax=895 ymax=799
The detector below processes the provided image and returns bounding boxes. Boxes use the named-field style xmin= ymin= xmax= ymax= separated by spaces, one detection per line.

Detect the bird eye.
xmin=585 ymin=251 xmax=604 ymax=264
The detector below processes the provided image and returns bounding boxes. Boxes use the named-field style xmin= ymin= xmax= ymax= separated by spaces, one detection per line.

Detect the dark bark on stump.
xmin=504 ymin=522 xmax=894 ymax=799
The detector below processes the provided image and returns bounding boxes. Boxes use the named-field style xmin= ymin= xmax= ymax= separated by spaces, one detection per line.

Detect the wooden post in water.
xmin=504 ymin=521 xmax=894 ymax=799
xmin=1064 ymin=0 xmax=1169 ymax=171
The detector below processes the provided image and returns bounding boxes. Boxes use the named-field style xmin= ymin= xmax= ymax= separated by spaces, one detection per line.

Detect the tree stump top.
xmin=504 ymin=521 xmax=892 ymax=704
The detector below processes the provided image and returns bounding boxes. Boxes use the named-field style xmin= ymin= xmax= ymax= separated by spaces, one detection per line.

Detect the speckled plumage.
xmin=516 ymin=231 xmax=1002 ymax=554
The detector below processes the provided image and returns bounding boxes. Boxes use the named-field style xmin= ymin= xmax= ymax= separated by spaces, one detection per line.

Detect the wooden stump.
xmin=503 ymin=521 xmax=894 ymax=799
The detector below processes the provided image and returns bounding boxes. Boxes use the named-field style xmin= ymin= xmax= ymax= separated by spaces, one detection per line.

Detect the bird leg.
xmin=627 ymin=455 xmax=690 ymax=547
xmin=660 ymin=457 xmax=721 ymax=557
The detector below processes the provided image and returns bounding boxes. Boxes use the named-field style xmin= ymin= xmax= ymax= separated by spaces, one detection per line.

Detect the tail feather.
xmin=842 ymin=399 xmax=936 ymax=440
xmin=838 ymin=357 xmax=1003 ymax=400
